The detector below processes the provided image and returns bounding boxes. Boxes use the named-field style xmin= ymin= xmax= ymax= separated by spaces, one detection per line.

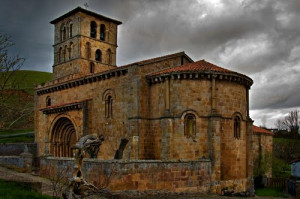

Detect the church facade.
xmin=35 ymin=7 xmax=254 ymax=194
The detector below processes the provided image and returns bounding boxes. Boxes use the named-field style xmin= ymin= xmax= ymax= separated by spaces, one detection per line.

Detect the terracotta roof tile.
xmin=149 ymin=60 xmax=235 ymax=76
xmin=253 ymin=125 xmax=274 ymax=136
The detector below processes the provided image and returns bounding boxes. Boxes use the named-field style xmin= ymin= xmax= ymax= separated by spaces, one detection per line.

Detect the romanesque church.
xmin=35 ymin=7 xmax=255 ymax=193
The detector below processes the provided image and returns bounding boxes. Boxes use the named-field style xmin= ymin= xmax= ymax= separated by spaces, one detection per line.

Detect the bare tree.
xmin=275 ymin=110 xmax=300 ymax=138
xmin=0 ymin=33 xmax=26 ymax=129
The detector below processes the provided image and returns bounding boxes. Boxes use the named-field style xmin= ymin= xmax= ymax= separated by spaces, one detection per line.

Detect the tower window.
xmin=184 ymin=114 xmax=196 ymax=139
xmin=90 ymin=21 xmax=97 ymax=38
xmin=85 ymin=42 xmax=91 ymax=59
xmin=105 ymin=95 xmax=113 ymax=118
xmin=95 ymin=49 xmax=102 ymax=62
xmin=90 ymin=62 xmax=95 ymax=73
xmin=69 ymin=24 xmax=73 ymax=37
xmin=64 ymin=45 xmax=68 ymax=61
xmin=58 ymin=47 xmax=62 ymax=63
xmin=69 ymin=42 xmax=74 ymax=59
xmin=63 ymin=27 xmax=66 ymax=40
xmin=100 ymin=24 xmax=106 ymax=41
xmin=234 ymin=116 xmax=241 ymax=139
xmin=107 ymin=49 xmax=112 ymax=65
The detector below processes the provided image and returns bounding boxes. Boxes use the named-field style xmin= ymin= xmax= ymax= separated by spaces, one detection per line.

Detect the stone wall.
xmin=253 ymin=133 xmax=273 ymax=178
xmin=40 ymin=157 xmax=212 ymax=194
xmin=0 ymin=143 xmax=37 ymax=156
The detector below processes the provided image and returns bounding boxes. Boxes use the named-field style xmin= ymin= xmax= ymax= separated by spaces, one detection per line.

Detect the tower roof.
xmin=50 ymin=7 xmax=122 ymax=25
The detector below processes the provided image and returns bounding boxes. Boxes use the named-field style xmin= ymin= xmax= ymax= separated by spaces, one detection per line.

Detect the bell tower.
xmin=50 ymin=7 xmax=122 ymax=80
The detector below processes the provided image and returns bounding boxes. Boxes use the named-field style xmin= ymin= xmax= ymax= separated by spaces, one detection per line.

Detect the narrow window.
xmin=46 ymin=97 xmax=51 ymax=107
xmin=85 ymin=42 xmax=91 ymax=59
xmin=95 ymin=49 xmax=102 ymax=62
xmin=60 ymin=24 xmax=65 ymax=42
xmin=234 ymin=116 xmax=241 ymax=139
xmin=100 ymin=24 xmax=106 ymax=41
xmin=90 ymin=21 xmax=97 ymax=38
xmin=69 ymin=24 xmax=73 ymax=37
xmin=63 ymin=27 xmax=66 ymax=40
xmin=107 ymin=49 xmax=112 ymax=65
xmin=58 ymin=47 xmax=62 ymax=63
xmin=184 ymin=114 xmax=196 ymax=139
xmin=105 ymin=95 xmax=113 ymax=118
xmin=69 ymin=42 xmax=73 ymax=59
xmin=64 ymin=45 xmax=68 ymax=61
xmin=90 ymin=62 xmax=95 ymax=73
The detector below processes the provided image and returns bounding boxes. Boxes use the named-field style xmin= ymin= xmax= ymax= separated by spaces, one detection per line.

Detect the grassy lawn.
xmin=0 ymin=179 xmax=52 ymax=199
xmin=0 ymin=129 xmax=34 ymax=143
xmin=0 ymin=129 xmax=33 ymax=135
xmin=256 ymin=188 xmax=287 ymax=198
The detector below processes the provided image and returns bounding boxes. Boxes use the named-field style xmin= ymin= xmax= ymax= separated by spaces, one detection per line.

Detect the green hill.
xmin=0 ymin=70 xmax=52 ymax=130
xmin=5 ymin=70 xmax=52 ymax=95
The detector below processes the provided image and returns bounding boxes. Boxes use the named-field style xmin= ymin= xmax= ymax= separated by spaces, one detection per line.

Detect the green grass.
xmin=256 ymin=188 xmax=287 ymax=198
xmin=5 ymin=70 xmax=52 ymax=94
xmin=0 ymin=135 xmax=34 ymax=143
xmin=274 ymin=137 xmax=300 ymax=144
xmin=0 ymin=129 xmax=33 ymax=135
xmin=0 ymin=179 xmax=53 ymax=199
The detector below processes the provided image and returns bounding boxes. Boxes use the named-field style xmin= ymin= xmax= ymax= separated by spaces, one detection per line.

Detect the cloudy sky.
xmin=0 ymin=0 xmax=300 ymax=128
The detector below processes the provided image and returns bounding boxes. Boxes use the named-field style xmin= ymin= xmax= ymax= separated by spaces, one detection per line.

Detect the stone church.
xmin=35 ymin=7 xmax=254 ymax=193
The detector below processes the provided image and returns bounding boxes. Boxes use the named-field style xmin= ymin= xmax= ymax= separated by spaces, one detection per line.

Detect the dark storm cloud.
xmin=0 ymin=0 xmax=300 ymax=127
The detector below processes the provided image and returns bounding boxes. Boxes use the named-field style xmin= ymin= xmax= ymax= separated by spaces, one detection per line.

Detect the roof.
xmin=119 ymin=51 xmax=193 ymax=68
xmin=50 ymin=7 xmax=122 ymax=25
xmin=253 ymin=125 xmax=274 ymax=136
xmin=149 ymin=60 xmax=236 ymax=76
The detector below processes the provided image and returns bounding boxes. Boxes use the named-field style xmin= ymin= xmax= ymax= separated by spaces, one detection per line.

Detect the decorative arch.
xmin=232 ymin=112 xmax=242 ymax=139
xmin=64 ymin=45 xmax=68 ymax=61
xmin=90 ymin=62 xmax=95 ymax=73
xmin=90 ymin=21 xmax=97 ymax=38
xmin=69 ymin=42 xmax=74 ymax=59
xmin=85 ymin=42 xmax=91 ymax=59
xmin=49 ymin=116 xmax=77 ymax=157
xmin=102 ymin=89 xmax=116 ymax=119
xmin=58 ymin=47 xmax=62 ymax=63
xmin=181 ymin=110 xmax=199 ymax=140
xmin=67 ymin=20 xmax=73 ymax=38
xmin=60 ymin=23 xmax=65 ymax=42
xmin=107 ymin=48 xmax=112 ymax=65
xmin=100 ymin=24 xmax=106 ymax=41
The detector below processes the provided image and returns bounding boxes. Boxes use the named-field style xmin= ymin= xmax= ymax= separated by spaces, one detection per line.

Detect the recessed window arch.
xmin=107 ymin=48 xmax=112 ymax=65
xmin=69 ymin=42 xmax=74 ymax=59
xmin=46 ymin=96 xmax=51 ymax=107
xmin=58 ymin=47 xmax=62 ymax=63
xmin=60 ymin=23 xmax=65 ymax=42
xmin=95 ymin=49 xmax=102 ymax=62
xmin=100 ymin=24 xmax=106 ymax=41
xmin=184 ymin=114 xmax=196 ymax=139
xmin=105 ymin=95 xmax=113 ymax=118
xmin=85 ymin=42 xmax=91 ymax=59
xmin=90 ymin=21 xmax=97 ymax=38
xmin=69 ymin=23 xmax=73 ymax=37
xmin=64 ymin=45 xmax=68 ymax=61
xmin=90 ymin=62 xmax=95 ymax=73
xmin=234 ymin=116 xmax=241 ymax=139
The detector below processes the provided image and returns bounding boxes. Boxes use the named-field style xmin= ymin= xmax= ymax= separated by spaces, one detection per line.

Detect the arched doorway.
xmin=50 ymin=117 xmax=77 ymax=157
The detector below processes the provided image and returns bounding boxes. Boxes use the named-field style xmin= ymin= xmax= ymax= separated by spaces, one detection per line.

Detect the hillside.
xmin=0 ymin=70 xmax=52 ymax=130
xmin=5 ymin=70 xmax=52 ymax=95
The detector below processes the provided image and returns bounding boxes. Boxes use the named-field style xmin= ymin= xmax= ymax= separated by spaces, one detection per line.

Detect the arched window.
xmin=90 ymin=62 xmax=95 ymax=73
xmin=107 ymin=49 xmax=112 ymax=65
xmin=69 ymin=23 xmax=73 ymax=37
xmin=184 ymin=114 xmax=196 ymax=139
xmin=105 ymin=95 xmax=113 ymax=118
xmin=100 ymin=24 xmax=106 ymax=41
xmin=58 ymin=47 xmax=62 ymax=63
xmin=95 ymin=49 xmax=102 ymax=62
xmin=85 ymin=42 xmax=91 ymax=59
xmin=60 ymin=24 xmax=65 ymax=42
xmin=46 ymin=96 xmax=51 ymax=107
xmin=63 ymin=27 xmax=66 ymax=40
xmin=90 ymin=21 xmax=97 ymax=38
xmin=69 ymin=42 xmax=74 ymax=59
xmin=234 ymin=116 xmax=241 ymax=139
xmin=64 ymin=45 xmax=68 ymax=61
